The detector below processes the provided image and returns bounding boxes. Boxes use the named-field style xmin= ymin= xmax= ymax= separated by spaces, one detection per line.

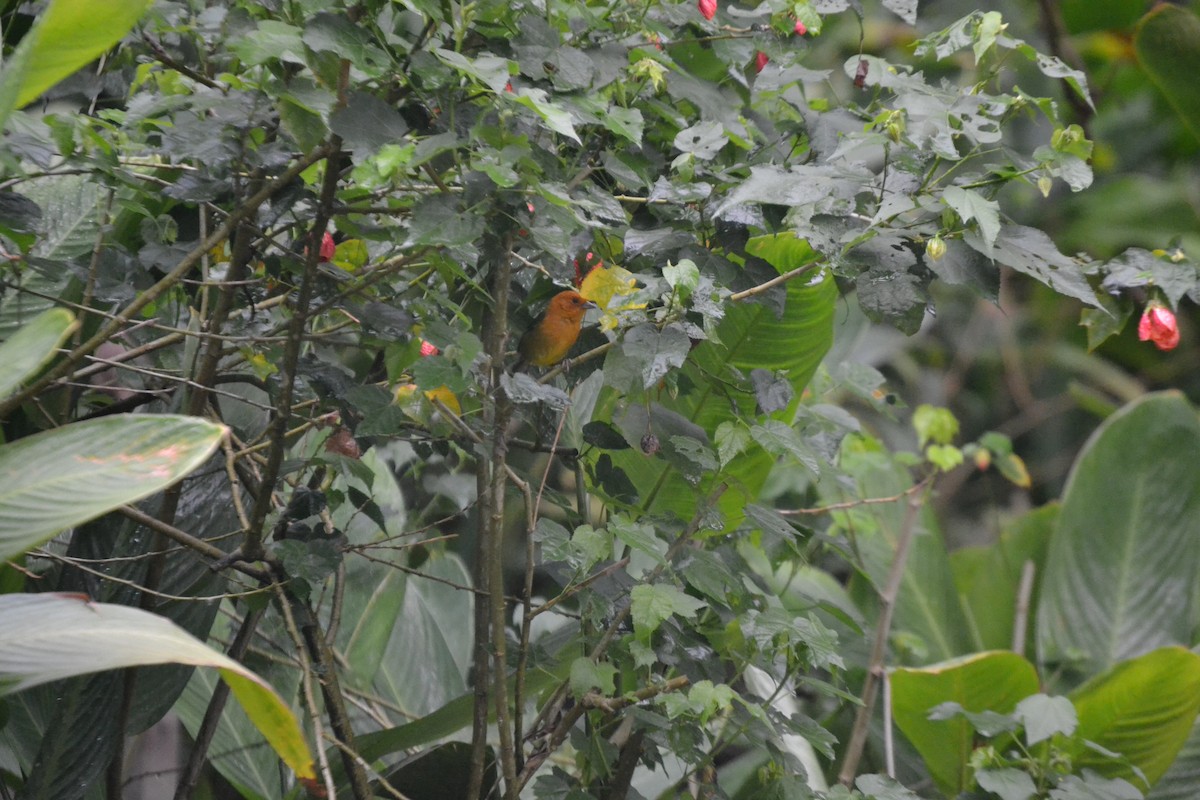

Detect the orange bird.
xmin=516 ymin=290 xmax=597 ymax=368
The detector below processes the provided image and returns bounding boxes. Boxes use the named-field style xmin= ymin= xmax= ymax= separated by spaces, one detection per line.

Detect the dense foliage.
xmin=1 ymin=0 xmax=1200 ymax=799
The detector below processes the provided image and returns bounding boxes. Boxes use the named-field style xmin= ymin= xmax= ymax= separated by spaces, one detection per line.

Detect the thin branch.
xmin=729 ymin=261 xmax=822 ymax=302
xmin=116 ymin=505 xmax=269 ymax=582
xmin=778 ymin=480 xmax=929 ymax=516
xmin=1013 ymin=560 xmax=1036 ymax=656
xmin=837 ymin=491 xmax=925 ymax=786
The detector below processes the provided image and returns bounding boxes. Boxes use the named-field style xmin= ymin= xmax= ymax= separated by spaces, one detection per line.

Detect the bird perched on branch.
xmin=516 ymin=290 xmax=597 ymax=369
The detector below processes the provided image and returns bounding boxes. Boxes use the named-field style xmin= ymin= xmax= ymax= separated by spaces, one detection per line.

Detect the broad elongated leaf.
xmin=949 ymin=504 xmax=1056 ymax=653
xmin=15 ymin=0 xmax=154 ymax=109
xmin=891 ymin=651 xmax=1040 ymax=797
xmin=1135 ymin=5 xmax=1200 ymax=145
xmin=1148 ymin=714 xmax=1200 ymax=800
xmin=0 ymin=414 xmax=226 ymax=561
xmin=0 ymin=593 xmax=315 ymax=783
xmin=1070 ymin=647 xmax=1200 ymax=787
xmin=1037 ymin=393 xmax=1200 ymax=682
xmin=0 ymin=174 xmax=105 ymax=340
xmin=0 ymin=308 xmax=76 ymax=400
xmin=0 ymin=0 xmax=152 ymax=134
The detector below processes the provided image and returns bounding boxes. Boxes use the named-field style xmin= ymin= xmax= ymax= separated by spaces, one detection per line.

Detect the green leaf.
xmin=1147 ymin=715 xmax=1200 ymax=799
xmin=0 ymin=0 xmax=153 ymax=126
xmin=609 ymin=515 xmax=667 ymax=564
xmin=511 ymin=88 xmax=581 ymax=143
xmin=891 ymin=651 xmax=1040 ymax=796
xmin=749 ymin=420 xmax=819 ymax=474
xmin=1037 ymin=393 xmax=1200 ymax=681
xmin=617 ymin=324 xmax=691 ymax=390
xmin=602 ymin=105 xmax=644 ymax=145
xmin=976 ymin=768 xmax=1037 ymax=800
xmin=629 ymin=584 xmax=707 ymax=639
xmin=231 ymin=19 xmax=305 ymax=66
xmin=1014 ymin=693 xmax=1077 ymax=745
xmin=856 ymin=773 xmax=922 ymax=799
xmin=1135 ymin=5 xmax=1200 ymax=145
xmin=1068 ymin=647 xmax=1200 ymax=787
xmin=0 ymin=308 xmax=76 ymax=400
xmin=949 ymin=504 xmax=1056 ymax=653
xmin=569 ymin=657 xmax=616 ymax=697
xmin=0 ymin=415 xmax=226 ymax=561
xmin=0 ymin=593 xmax=314 ymax=783
xmin=942 ymin=186 xmax=1000 ymax=249
xmin=965 ymin=224 xmax=1098 ymax=307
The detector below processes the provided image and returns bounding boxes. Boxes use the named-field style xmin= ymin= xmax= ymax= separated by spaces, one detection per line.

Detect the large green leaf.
xmin=1135 ymin=5 xmax=1200 ymax=145
xmin=950 ymin=504 xmax=1056 ymax=653
xmin=1070 ymin=647 xmax=1200 ymax=788
xmin=1036 ymin=393 xmax=1200 ymax=682
xmin=0 ymin=0 xmax=153 ymax=131
xmin=0 ymin=308 xmax=76 ymax=400
xmin=1148 ymin=712 xmax=1200 ymax=800
xmin=373 ymin=551 xmax=473 ymax=718
xmin=0 ymin=174 xmax=105 ymax=339
xmin=0 ymin=593 xmax=315 ymax=784
xmin=0 ymin=414 xmax=226 ymax=561
xmin=891 ymin=651 xmax=1040 ymax=797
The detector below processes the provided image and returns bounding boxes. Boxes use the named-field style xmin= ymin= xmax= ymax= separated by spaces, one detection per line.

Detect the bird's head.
xmin=549 ymin=290 xmax=598 ymax=323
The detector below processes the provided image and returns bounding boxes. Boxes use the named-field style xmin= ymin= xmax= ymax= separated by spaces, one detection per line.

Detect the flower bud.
xmin=926 ymin=235 xmax=946 ymax=261
xmin=1138 ymin=302 xmax=1180 ymax=351
xmin=318 ymin=232 xmax=335 ymax=262
xmin=698 ymin=0 xmax=716 ymax=20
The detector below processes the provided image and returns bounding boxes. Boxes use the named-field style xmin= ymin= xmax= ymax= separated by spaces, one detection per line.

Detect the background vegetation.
xmin=1 ymin=0 xmax=1200 ymax=798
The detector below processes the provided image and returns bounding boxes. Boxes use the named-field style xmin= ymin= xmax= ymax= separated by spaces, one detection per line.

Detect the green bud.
xmin=926 ymin=235 xmax=946 ymax=261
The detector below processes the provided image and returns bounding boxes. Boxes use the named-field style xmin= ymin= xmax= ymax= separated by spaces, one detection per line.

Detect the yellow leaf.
xmin=579 ymin=264 xmax=645 ymax=332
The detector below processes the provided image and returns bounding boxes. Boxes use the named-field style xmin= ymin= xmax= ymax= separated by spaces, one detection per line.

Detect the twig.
xmin=1013 ymin=560 xmax=1036 ymax=656
xmin=778 ymin=480 xmax=929 ymax=516
xmin=729 ymin=262 xmax=822 ymax=302
xmin=837 ymin=491 xmax=925 ymax=786
xmin=272 ymin=584 xmax=338 ymax=800
xmin=116 ymin=505 xmax=269 ymax=582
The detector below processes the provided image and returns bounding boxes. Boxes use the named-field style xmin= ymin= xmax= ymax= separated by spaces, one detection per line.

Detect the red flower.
xmin=698 ymin=0 xmax=716 ymax=20
xmin=1138 ymin=303 xmax=1180 ymax=351
xmin=754 ymin=51 xmax=769 ymax=73
xmin=795 ymin=20 xmax=807 ymax=35
xmin=318 ymin=232 xmax=335 ymax=262
xmin=419 ymin=340 xmax=439 ymax=357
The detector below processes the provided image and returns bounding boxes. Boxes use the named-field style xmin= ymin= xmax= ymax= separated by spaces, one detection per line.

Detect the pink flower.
xmin=420 ymin=340 xmax=439 ymax=357
xmin=318 ymin=232 xmax=335 ymax=262
xmin=754 ymin=51 xmax=769 ymax=73
xmin=795 ymin=20 xmax=807 ymax=35
xmin=698 ymin=0 xmax=716 ymax=20
xmin=1138 ymin=303 xmax=1180 ymax=351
